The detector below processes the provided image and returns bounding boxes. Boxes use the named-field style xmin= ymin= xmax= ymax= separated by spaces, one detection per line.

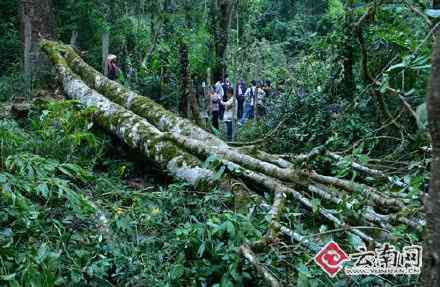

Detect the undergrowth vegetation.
xmin=0 ymin=101 xmax=422 ymax=286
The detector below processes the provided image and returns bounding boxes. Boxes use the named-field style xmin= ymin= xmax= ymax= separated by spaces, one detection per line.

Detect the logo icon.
xmin=314 ymin=241 xmax=349 ymax=277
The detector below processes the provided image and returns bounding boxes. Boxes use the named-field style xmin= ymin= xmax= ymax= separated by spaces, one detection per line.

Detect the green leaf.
xmin=36 ymin=182 xmax=49 ymax=198
xmin=225 ymin=221 xmax=236 ymax=237
xmin=197 ymin=242 xmax=206 ymax=258
xmin=311 ymin=198 xmax=321 ymax=214
xmin=0 ymin=274 xmax=16 ymax=281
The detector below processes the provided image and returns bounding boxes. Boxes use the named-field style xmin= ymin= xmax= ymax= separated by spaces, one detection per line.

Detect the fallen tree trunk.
xmin=41 ymin=39 xmax=225 ymax=190
xmin=41 ymin=40 xmax=422 ymax=264
xmin=43 ymin=40 xmax=227 ymax=147
xmin=47 ymin=41 xmax=298 ymax=176
xmin=43 ymin=41 xmax=409 ymax=214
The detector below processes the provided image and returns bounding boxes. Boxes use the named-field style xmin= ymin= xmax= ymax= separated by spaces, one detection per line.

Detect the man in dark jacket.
xmin=235 ymin=79 xmax=246 ymax=121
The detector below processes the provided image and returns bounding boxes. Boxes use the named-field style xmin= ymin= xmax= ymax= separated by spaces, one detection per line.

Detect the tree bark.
xmin=19 ymin=0 xmax=55 ymax=97
xmin=70 ymin=30 xmax=79 ymax=49
xmin=102 ymin=32 xmax=110 ymax=76
xmin=423 ymin=1 xmax=440 ymax=284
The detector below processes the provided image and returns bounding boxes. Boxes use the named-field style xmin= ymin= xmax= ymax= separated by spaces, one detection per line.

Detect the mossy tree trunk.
xmin=41 ymin=39 xmax=220 ymax=190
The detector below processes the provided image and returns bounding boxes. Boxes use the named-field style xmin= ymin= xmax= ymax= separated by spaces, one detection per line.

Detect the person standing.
xmin=240 ymin=80 xmax=257 ymax=125
xmin=222 ymin=87 xmax=235 ymax=141
xmin=209 ymin=87 xmax=221 ymax=129
xmin=263 ymin=80 xmax=272 ymax=98
xmin=256 ymin=81 xmax=266 ymax=118
xmin=236 ymin=79 xmax=246 ymax=121
xmin=105 ymin=54 xmax=119 ymax=81
xmin=215 ymin=80 xmax=224 ymax=119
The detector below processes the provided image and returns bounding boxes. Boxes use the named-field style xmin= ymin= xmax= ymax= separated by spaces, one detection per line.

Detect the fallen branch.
xmin=326 ymin=151 xmax=406 ymax=188
xmin=279 ymin=144 xmax=327 ymax=163
xmin=239 ymin=244 xmax=281 ymax=287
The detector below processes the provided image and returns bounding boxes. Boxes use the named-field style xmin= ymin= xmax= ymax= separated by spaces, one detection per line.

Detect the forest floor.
xmin=0 ymin=94 xmax=426 ymax=286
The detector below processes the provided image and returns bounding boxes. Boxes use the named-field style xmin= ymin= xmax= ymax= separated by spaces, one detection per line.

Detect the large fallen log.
xmin=42 ymin=40 xmax=227 ymax=147
xmin=43 ymin=41 xmax=305 ymax=181
xmin=43 ymin=41 xmax=409 ymax=211
xmin=41 ymin=39 xmax=425 ymax=285
xmin=40 ymin=40 xmax=230 ymax=190
xmin=41 ymin=39 xmax=423 ymax=257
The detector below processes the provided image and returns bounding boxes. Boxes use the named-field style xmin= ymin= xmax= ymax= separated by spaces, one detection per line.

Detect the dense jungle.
xmin=1 ymin=0 xmax=440 ymax=286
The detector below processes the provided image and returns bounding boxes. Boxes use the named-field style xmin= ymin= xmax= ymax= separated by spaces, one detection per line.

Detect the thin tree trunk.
xmin=23 ymin=12 xmax=32 ymax=98
xmin=102 ymin=31 xmax=110 ymax=76
xmin=178 ymin=41 xmax=190 ymax=118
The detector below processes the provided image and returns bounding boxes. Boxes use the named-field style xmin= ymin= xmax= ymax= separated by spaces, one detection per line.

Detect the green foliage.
xmin=0 ymin=0 xmax=21 ymax=78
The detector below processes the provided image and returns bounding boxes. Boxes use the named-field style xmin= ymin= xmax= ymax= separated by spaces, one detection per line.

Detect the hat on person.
xmin=107 ymin=54 xmax=117 ymax=61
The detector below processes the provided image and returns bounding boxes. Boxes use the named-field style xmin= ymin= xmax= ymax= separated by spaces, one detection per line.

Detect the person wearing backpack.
xmin=240 ymin=80 xmax=257 ymax=125
xmin=221 ymin=87 xmax=235 ymax=141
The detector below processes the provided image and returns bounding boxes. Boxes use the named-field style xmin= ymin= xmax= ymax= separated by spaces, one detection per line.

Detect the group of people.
xmin=206 ymin=77 xmax=273 ymax=141
xmin=104 ymin=55 xmax=276 ymax=143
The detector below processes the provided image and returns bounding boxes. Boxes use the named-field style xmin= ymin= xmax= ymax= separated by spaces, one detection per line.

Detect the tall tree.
xmin=100 ymin=1 xmax=112 ymax=75
xmin=211 ymin=0 xmax=233 ymax=82
xmin=19 ymin=0 xmax=55 ymax=97
xmin=423 ymin=1 xmax=440 ymax=285
xmin=342 ymin=0 xmax=355 ymax=99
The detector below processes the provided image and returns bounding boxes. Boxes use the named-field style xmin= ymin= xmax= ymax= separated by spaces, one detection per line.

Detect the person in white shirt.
xmin=221 ymin=87 xmax=235 ymax=141
xmin=209 ymin=87 xmax=221 ymax=129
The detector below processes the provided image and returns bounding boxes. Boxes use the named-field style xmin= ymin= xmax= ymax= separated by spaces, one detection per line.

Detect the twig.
xmin=308 ymin=171 xmax=405 ymax=211
xmin=403 ymin=0 xmax=432 ymax=26
xmin=339 ymin=136 xmax=404 ymax=154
